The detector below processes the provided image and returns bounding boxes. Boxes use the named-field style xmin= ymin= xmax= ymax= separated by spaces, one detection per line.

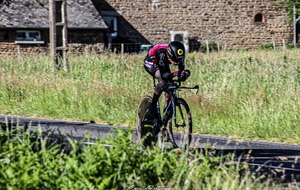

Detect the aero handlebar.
xmin=167 ymin=82 xmax=199 ymax=94
xmin=179 ymin=85 xmax=199 ymax=94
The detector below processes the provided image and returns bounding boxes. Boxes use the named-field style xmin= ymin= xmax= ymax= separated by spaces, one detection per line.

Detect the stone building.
xmin=97 ymin=0 xmax=295 ymax=51
xmin=0 ymin=0 xmax=107 ymax=56
xmin=0 ymin=0 xmax=297 ymax=56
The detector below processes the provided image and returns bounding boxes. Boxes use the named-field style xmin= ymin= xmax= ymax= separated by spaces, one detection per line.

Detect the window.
xmin=254 ymin=13 xmax=266 ymax=24
xmin=16 ymin=30 xmax=42 ymax=41
xmin=103 ymin=16 xmax=118 ymax=37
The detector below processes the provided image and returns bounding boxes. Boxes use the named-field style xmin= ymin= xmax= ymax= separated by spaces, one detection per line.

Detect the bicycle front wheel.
xmin=168 ymin=98 xmax=192 ymax=149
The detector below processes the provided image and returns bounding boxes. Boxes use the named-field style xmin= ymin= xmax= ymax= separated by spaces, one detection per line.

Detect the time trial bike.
xmin=137 ymin=78 xmax=198 ymax=149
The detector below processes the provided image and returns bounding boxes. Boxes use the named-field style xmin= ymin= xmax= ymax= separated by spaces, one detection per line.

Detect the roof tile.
xmin=0 ymin=0 xmax=107 ymax=29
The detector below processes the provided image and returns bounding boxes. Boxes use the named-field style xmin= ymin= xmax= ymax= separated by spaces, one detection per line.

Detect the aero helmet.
xmin=167 ymin=41 xmax=185 ymax=63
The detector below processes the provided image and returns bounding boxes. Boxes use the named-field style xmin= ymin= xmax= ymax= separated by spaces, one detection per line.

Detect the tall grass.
xmin=0 ymin=127 xmax=274 ymax=189
xmin=187 ymin=50 xmax=299 ymax=143
xmin=0 ymin=49 xmax=299 ymax=143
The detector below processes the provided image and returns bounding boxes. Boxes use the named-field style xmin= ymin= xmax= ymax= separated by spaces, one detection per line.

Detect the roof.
xmin=0 ymin=0 xmax=108 ymax=29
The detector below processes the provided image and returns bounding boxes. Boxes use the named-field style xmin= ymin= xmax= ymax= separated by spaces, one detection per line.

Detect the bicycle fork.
xmin=161 ymin=94 xmax=179 ymax=148
xmin=171 ymin=95 xmax=180 ymax=147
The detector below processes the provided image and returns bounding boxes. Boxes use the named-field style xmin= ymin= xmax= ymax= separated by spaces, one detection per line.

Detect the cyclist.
xmin=144 ymin=40 xmax=190 ymax=127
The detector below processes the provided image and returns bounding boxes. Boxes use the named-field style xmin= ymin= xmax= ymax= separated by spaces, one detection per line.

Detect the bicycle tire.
xmin=137 ymin=96 xmax=156 ymax=148
xmin=167 ymin=98 xmax=192 ymax=149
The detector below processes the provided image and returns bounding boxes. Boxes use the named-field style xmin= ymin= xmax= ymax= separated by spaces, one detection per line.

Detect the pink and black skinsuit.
xmin=143 ymin=44 xmax=185 ymax=118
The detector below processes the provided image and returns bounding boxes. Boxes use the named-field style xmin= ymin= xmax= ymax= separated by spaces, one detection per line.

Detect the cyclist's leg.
xmin=152 ymin=70 xmax=167 ymax=114
xmin=163 ymin=91 xmax=171 ymax=111
xmin=144 ymin=58 xmax=166 ymax=128
xmin=144 ymin=59 xmax=159 ymax=120
xmin=152 ymin=70 xmax=163 ymax=110
xmin=162 ymin=91 xmax=172 ymax=124
xmin=150 ymin=70 xmax=167 ymax=130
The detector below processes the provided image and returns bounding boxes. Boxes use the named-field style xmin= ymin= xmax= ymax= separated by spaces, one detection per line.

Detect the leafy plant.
xmin=277 ymin=0 xmax=300 ymax=17
xmin=199 ymin=41 xmax=220 ymax=53
xmin=256 ymin=43 xmax=274 ymax=50
xmin=0 ymin=127 xmax=275 ymax=189
xmin=286 ymin=42 xmax=300 ymax=48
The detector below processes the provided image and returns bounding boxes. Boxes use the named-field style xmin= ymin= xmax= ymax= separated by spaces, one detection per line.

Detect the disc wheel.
xmin=137 ymin=96 xmax=156 ymax=148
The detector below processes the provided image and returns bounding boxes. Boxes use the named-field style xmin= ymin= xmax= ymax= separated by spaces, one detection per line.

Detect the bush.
xmin=0 ymin=127 xmax=274 ymax=189
xmin=199 ymin=41 xmax=220 ymax=53
xmin=256 ymin=43 xmax=274 ymax=50
xmin=286 ymin=43 xmax=300 ymax=49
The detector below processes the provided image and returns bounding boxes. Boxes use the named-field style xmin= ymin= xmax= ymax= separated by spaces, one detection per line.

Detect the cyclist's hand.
xmin=180 ymin=70 xmax=190 ymax=81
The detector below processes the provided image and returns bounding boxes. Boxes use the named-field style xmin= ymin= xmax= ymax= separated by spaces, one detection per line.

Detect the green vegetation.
xmin=256 ymin=43 xmax=274 ymax=50
xmin=0 ymin=49 xmax=299 ymax=189
xmin=0 ymin=49 xmax=299 ymax=144
xmin=0 ymin=127 xmax=274 ymax=189
xmin=277 ymin=0 xmax=300 ymax=18
xmin=199 ymin=41 xmax=220 ymax=53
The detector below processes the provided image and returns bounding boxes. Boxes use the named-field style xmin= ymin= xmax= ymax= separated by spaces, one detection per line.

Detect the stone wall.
xmin=0 ymin=42 xmax=106 ymax=56
xmin=0 ymin=29 xmax=106 ymax=56
xmin=0 ymin=0 xmax=294 ymax=55
xmin=101 ymin=0 xmax=293 ymax=49
xmin=68 ymin=43 xmax=106 ymax=54
xmin=0 ymin=43 xmax=49 ymax=56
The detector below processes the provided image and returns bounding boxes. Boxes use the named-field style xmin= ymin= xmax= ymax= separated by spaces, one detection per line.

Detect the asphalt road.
xmin=1 ymin=114 xmax=300 ymax=185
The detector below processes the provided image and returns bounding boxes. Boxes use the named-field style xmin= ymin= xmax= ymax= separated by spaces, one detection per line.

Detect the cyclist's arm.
xmin=159 ymin=64 xmax=175 ymax=80
xmin=161 ymin=72 xmax=175 ymax=80
xmin=178 ymin=59 xmax=185 ymax=81
xmin=152 ymin=50 xmax=174 ymax=80
xmin=171 ymin=59 xmax=185 ymax=81
xmin=157 ymin=61 xmax=177 ymax=80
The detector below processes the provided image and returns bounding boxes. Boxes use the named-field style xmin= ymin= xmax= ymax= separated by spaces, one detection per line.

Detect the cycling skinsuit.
xmin=144 ymin=44 xmax=184 ymax=81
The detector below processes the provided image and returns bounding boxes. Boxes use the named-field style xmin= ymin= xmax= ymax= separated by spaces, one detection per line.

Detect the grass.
xmin=0 ymin=127 xmax=275 ymax=189
xmin=0 ymin=49 xmax=299 ymax=189
xmin=0 ymin=49 xmax=299 ymax=144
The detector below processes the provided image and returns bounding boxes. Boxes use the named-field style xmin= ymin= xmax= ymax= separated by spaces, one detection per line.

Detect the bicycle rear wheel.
xmin=137 ymin=96 xmax=156 ymax=148
xmin=168 ymin=98 xmax=192 ymax=149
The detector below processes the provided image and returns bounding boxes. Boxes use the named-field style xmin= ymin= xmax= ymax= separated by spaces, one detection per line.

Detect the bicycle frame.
xmin=161 ymin=85 xmax=177 ymax=124
xmin=153 ymin=78 xmax=198 ymax=131
xmin=136 ymin=77 xmax=199 ymax=148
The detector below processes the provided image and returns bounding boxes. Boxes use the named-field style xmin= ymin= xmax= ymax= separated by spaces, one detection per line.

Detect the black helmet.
xmin=167 ymin=41 xmax=185 ymax=63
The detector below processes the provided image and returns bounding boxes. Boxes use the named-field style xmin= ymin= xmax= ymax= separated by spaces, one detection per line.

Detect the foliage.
xmin=286 ymin=42 xmax=300 ymax=48
xmin=0 ymin=50 xmax=298 ymax=189
xmin=256 ymin=43 xmax=274 ymax=50
xmin=199 ymin=41 xmax=220 ymax=53
xmin=277 ymin=0 xmax=300 ymax=17
xmin=257 ymin=43 xmax=299 ymax=49
xmin=0 ymin=127 xmax=274 ymax=189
